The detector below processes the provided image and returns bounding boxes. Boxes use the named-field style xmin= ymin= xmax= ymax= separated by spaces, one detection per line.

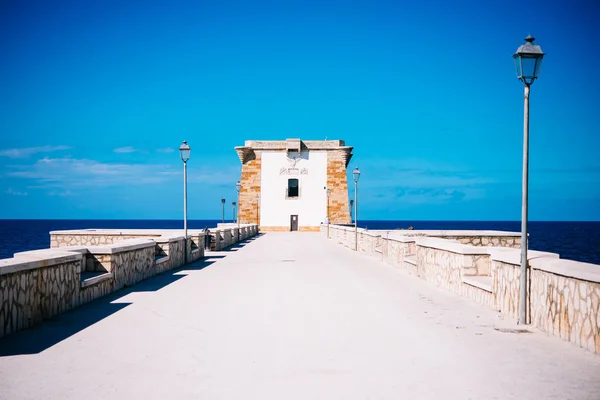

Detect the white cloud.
xmin=7 ymin=157 xmax=239 ymax=189
xmin=156 ymin=148 xmax=174 ymax=153
xmin=350 ymin=157 xmax=494 ymax=205
xmin=5 ymin=188 xmax=28 ymax=196
xmin=0 ymin=145 xmax=71 ymax=158
xmin=113 ymin=146 xmax=137 ymax=153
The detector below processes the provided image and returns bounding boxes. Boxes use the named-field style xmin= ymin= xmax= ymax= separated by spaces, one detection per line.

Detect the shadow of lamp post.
xmin=513 ymin=34 xmax=545 ymax=325
xmin=179 ymin=140 xmax=191 ymax=264
xmin=353 ymin=167 xmax=361 ymax=251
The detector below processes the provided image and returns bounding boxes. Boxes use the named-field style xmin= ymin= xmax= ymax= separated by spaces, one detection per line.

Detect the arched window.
xmin=288 ymin=178 xmax=299 ymax=197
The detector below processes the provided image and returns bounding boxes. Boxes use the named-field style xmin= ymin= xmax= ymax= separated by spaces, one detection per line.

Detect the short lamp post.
xmin=221 ymin=198 xmax=226 ymax=224
xmin=236 ymin=181 xmax=241 ymax=240
xmin=353 ymin=167 xmax=361 ymax=251
xmin=349 ymin=199 xmax=354 ymax=222
xmin=255 ymin=194 xmax=260 ymax=226
xmin=514 ymin=34 xmax=545 ymax=325
xmin=232 ymin=202 xmax=236 ymax=223
xmin=326 ymin=188 xmax=331 ymax=238
xmin=179 ymin=140 xmax=191 ymax=264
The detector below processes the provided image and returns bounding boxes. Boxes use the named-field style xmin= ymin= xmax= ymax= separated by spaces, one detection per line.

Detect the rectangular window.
xmin=288 ymin=178 xmax=299 ymax=198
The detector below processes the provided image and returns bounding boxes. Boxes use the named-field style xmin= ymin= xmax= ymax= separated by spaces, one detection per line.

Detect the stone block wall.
xmin=326 ymin=150 xmax=351 ymax=224
xmin=1 ymin=253 xmax=81 ymax=338
xmin=1 ymin=226 xmax=258 ymax=339
xmin=52 ymin=234 xmax=148 ymax=248
xmin=453 ymin=236 xmax=521 ymax=248
xmin=323 ymin=223 xmax=600 ymax=355
xmin=238 ymin=150 xmax=262 ymax=225
xmin=493 ymin=258 xmax=600 ymax=354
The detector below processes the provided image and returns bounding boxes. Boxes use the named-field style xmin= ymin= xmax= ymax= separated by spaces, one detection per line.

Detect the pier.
xmin=1 ymin=230 xmax=600 ymax=399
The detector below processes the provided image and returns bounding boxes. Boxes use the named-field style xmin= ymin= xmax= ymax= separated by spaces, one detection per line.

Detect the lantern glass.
xmin=513 ymin=35 xmax=545 ymax=85
xmin=353 ymin=167 xmax=361 ymax=183
xmin=179 ymin=141 xmax=191 ymax=162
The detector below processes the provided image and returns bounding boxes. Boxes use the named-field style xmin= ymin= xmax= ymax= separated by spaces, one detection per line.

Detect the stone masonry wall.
xmin=454 ymin=236 xmax=521 ymax=248
xmin=238 ymin=151 xmax=262 ymax=225
xmin=324 ymin=224 xmax=600 ymax=355
xmin=493 ymin=260 xmax=600 ymax=354
xmin=326 ymin=150 xmax=351 ymax=224
xmin=1 ymin=258 xmax=81 ymax=338
xmin=52 ymin=234 xmax=147 ymax=248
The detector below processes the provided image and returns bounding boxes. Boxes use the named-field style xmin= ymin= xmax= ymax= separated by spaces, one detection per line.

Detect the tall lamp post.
xmin=514 ymin=34 xmax=545 ymax=325
xmin=353 ymin=167 xmax=361 ymax=251
xmin=221 ymin=198 xmax=226 ymax=224
xmin=179 ymin=140 xmax=191 ymax=263
xmin=326 ymin=188 xmax=331 ymax=238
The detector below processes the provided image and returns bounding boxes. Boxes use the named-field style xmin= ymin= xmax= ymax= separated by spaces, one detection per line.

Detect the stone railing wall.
xmin=1 ymin=251 xmax=81 ymax=338
xmin=322 ymin=224 xmax=600 ymax=355
xmin=1 ymin=225 xmax=259 ymax=339
xmin=209 ymin=225 xmax=258 ymax=251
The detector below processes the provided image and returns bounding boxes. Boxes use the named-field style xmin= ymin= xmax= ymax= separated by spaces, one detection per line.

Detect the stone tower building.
xmin=235 ymin=139 xmax=353 ymax=231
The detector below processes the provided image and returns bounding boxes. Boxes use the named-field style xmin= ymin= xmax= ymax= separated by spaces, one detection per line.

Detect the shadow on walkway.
xmin=0 ymin=235 xmax=261 ymax=357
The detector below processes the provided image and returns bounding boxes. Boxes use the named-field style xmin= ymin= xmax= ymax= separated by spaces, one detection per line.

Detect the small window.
xmin=288 ymin=178 xmax=299 ymax=197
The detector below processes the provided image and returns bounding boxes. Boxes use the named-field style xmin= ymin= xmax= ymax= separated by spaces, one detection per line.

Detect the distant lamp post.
xmin=221 ymin=198 xmax=226 ymax=224
xmin=232 ymin=202 xmax=236 ymax=223
xmin=179 ymin=140 xmax=191 ymax=263
xmin=326 ymin=188 xmax=331 ymax=238
xmin=236 ymin=181 xmax=241 ymax=239
xmin=353 ymin=167 xmax=361 ymax=251
xmin=255 ymin=194 xmax=260 ymax=226
xmin=514 ymin=34 xmax=545 ymax=325
xmin=349 ymin=199 xmax=354 ymax=222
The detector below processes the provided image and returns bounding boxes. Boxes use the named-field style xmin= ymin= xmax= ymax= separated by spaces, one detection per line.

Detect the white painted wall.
xmin=260 ymin=151 xmax=328 ymax=227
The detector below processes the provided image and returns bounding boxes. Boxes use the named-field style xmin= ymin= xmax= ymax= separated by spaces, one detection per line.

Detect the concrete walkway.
xmin=1 ymin=233 xmax=599 ymax=399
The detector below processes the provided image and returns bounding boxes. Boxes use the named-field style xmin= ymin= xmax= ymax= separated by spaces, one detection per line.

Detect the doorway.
xmin=290 ymin=215 xmax=298 ymax=231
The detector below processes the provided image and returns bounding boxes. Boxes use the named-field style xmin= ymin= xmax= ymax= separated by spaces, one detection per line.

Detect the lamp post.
xmin=353 ymin=167 xmax=361 ymax=251
xmin=255 ymin=194 xmax=259 ymax=226
xmin=349 ymin=199 xmax=354 ymax=222
xmin=513 ymin=34 xmax=545 ymax=325
xmin=232 ymin=202 xmax=236 ymax=222
xmin=236 ymin=181 xmax=241 ymax=240
xmin=179 ymin=140 xmax=191 ymax=263
xmin=221 ymin=198 xmax=226 ymax=224
xmin=326 ymin=188 xmax=331 ymax=238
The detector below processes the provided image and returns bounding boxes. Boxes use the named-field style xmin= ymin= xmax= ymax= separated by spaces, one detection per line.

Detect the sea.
xmin=0 ymin=219 xmax=599 ymax=265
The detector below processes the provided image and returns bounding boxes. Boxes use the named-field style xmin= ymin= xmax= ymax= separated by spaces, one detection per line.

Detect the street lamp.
xmin=232 ymin=202 xmax=236 ymax=222
xmin=236 ymin=181 xmax=241 ymax=240
xmin=514 ymin=34 xmax=545 ymax=325
xmin=353 ymin=167 xmax=361 ymax=251
xmin=221 ymin=198 xmax=226 ymax=224
xmin=179 ymin=140 xmax=191 ymax=263
xmin=255 ymin=194 xmax=259 ymax=226
xmin=326 ymin=188 xmax=331 ymax=238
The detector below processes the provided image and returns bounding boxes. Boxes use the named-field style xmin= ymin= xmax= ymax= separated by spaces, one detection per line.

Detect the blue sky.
xmin=1 ymin=0 xmax=598 ymax=221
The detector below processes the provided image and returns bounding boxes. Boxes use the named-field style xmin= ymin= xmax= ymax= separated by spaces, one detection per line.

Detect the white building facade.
xmin=236 ymin=139 xmax=353 ymax=231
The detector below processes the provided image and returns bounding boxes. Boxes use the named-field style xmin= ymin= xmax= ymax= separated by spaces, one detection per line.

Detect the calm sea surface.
xmin=0 ymin=219 xmax=599 ymax=265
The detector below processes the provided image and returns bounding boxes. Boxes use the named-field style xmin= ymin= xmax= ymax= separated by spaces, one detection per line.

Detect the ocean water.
xmin=0 ymin=219 xmax=599 ymax=265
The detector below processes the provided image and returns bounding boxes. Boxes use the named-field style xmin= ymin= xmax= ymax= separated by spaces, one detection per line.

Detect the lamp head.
xmin=353 ymin=167 xmax=361 ymax=183
xmin=513 ymin=35 xmax=545 ymax=85
xmin=179 ymin=140 xmax=191 ymax=162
